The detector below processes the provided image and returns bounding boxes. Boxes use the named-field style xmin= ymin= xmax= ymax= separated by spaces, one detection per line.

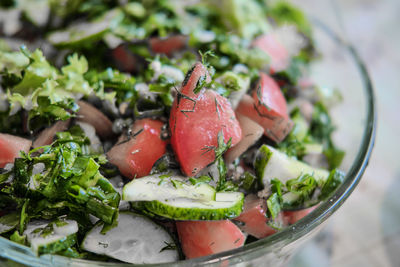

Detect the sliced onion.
xmin=33 ymin=120 xmax=70 ymax=148
xmin=224 ymin=113 xmax=264 ymax=164
xmin=77 ymin=101 xmax=114 ymax=139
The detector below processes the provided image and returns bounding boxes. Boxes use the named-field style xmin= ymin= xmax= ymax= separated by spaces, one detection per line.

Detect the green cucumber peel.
xmin=141 ymin=192 xmax=244 ymax=220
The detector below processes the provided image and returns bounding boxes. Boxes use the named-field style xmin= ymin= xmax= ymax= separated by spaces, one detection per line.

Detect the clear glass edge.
xmin=0 ymin=20 xmax=377 ymax=267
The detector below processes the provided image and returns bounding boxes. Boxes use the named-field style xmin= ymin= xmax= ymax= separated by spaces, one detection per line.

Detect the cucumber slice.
xmin=47 ymin=21 xmax=109 ymax=47
xmin=122 ymin=173 xmax=216 ymax=202
xmin=81 ymin=212 xmax=179 ymax=264
xmin=255 ymin=144 xmax=329 ymax=187
xmin=24 ymin=219 xmax=78 ymax=255
xmin=47 ymin=9 xmax=122 ymax=47
xmin=142 ymin=192 xmax=244 ymax=220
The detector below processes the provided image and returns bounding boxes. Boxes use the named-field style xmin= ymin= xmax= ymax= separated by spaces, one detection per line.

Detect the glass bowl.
xmin=0 ymin=9 xmax=376 ymax=267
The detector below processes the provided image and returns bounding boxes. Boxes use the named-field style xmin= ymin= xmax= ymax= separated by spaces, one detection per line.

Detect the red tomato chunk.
xmin=176 ymin=220 xmax=245 ymax=259
xmin=0 ymin=133 xmax=32 ymax=168
xmin=234 ymin=194 xmax=276 ymax=239
xmin=107 ymin=119 xmax=167 ymax=179
xmin=252 ymin=34 xmax=290 ymax=73
xmin=236 ymin=73 xmax=293 ymax=143
xmin=170 ymin=62 xmax=242 ymax=176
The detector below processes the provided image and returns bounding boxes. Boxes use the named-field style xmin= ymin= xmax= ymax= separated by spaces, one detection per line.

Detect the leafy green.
xmin=0 ymin=126 xmax=120 ymax=238
xmin=319 ymin=169 xmax=345 ymax=200
xmin=217 ymin=34 xmax=270 ymax=69
xmin=310 ymin=102 xmax=345 ymax=169
xmin=0 ymin=0 xmax=15 ymax=8
xmin=266 ymin=192 xmax=281 ymax=219
xmin=9 ymin=230 xmax=26 ymax=245
xmin=218 ymin=71 xmax=249 ymax=92
xmin=0 ymin=212 xmax=20 ymax=234
xmin=85 ymin=67 xmax=136 ymax=105
xmin=267 ymin=1 xmax=312 ymax=38
xmin=266 ymin=1 xmax=316 ymax=63
xmin=147 ymin=58 xmax=185 ymax=107
xmin=278 ymin=104 xmax=343 ymax=170
xmin=189 ymin=176 xmax=212 ymax=186
xmin=56 ymin=247 xmax=83 ymax=258
xmin=208 ymin=0 xmax=270 ymax=40
xmin=0 ymin=49 xmax=30 ymax=75
xmin=273 ymin=58 xmax=309 ymax=91
xmin=0 ymin=48 xmax=115 ymax=132
xmin=213 ymin=131 xmax=238 ymax=192
xmin=236 ymin=171 xmax=258 ymax=192
xmin=266 ymin=169 xmax=344 ymax=218
xmin=278 ymin=109 xmax=308 ymax=158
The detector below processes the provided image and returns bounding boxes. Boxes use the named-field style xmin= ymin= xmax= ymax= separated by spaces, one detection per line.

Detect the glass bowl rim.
xmin=0 ymin=19 xmax=377 ymax=267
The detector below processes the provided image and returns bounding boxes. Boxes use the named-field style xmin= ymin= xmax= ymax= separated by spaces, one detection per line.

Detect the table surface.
xmin=288 ymin=0 xmax=400 ymax=266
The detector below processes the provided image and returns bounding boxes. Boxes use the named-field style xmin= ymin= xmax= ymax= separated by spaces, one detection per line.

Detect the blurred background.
xmin=289 ymin=0 xmax=400 ymax=266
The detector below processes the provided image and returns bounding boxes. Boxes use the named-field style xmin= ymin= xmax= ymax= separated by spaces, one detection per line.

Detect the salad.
xmin=0 ymin=0 xmax=345 ymax=264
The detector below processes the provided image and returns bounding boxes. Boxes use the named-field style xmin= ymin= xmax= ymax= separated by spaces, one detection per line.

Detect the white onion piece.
xmin=76 ymin=121 xmax=103 ymax=154
xmin=77 ymin=101 xmax=113 ymax=139
xmin=224 ymin=113 xmax=264 ymax=164
xmin=33 ymin=120 xmax=70 ymax=148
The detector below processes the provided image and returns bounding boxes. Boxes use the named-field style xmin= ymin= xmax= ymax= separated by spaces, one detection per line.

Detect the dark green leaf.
xmin=0 ymin=212 xmax=20 ymax=234
xmin=266 ymin=192 xmax=281 ymax=219
xmin=189 ymin=176 xmax=212 ymax=186
xmin=319 ymin=169 xmax=345 ymax=201
xmin=9 ymin=230 xmax=26 ymax=245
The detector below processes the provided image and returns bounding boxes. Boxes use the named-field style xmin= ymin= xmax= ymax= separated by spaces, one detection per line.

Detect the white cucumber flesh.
xmin=122 ymin=173 xmax=216 ymax=202
xmin=254 ymin=145 xmax=329 ymax=187
xmin=81 ymin=212 xmax=178 ymax=264
xmin=24 ymin=219 xmax=78 ymax=254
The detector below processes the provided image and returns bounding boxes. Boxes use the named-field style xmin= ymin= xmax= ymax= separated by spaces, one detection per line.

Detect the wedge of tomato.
xmin=283 ymin=205 xmax=318 ymax=225
xmin=236 ymin=73 xmax=293 ymax=143
xmin=107 ymin=119 xmax=167 ymax=179
xmin=0 ymin=133 xmax=32 ymax=168
xmin=149 ymin=35 xmax=187 ymax=56
xmin=111 ymin=45 xmax=137 ymax=73
xmin=176 ymin=220 xmax=245 ymax=259
xmin=234 ymin=194 xmax=276 ymax=239
xmin=252 ymin=34 xmax=290 ymax=73
xmin=169 ymin=62 xmax=242 ymax=176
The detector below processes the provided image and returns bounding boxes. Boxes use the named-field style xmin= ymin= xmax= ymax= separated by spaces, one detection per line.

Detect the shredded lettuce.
xmin=0 ymin=126 xmax=120 ymax=240
xmin=0 ymin=47 xmax=119 ymax=132
xmin=266 ymin=1 xmax=312 ymax=39
xmin=310 ymin=102 xmax=345 ymax=169
xmin=208 ymin=0 xmax=270 ymax=40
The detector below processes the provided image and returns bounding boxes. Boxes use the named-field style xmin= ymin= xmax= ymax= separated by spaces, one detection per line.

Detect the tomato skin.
xmin=234 ymin=195 xmax=276 ymax=239
xmin=176 ymin=220 xmax=245 ymax=259
xmin=253 ymin=73 xmax=289 ymax=120
xmin=178 ymin=62 xmax=211 ymax=99
xmin=236 ymin=73 xmax=293 ymax=143
xmin=107 ymin=119 xmax=167 ymax=179
xmin=252 ymin=34 xmax=290 ymax=72
xmin=111 ymin=45 xmax=137 ymax=73
xmin=283 ymin=206 xmax=318 ymax=225
xmin=170 ymin=63 xmax=242 ymax=176
xmin=0 ymin=133 xmax=32 ymax=168
xmin=149 ymin=35 xmax=187 ymax=56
